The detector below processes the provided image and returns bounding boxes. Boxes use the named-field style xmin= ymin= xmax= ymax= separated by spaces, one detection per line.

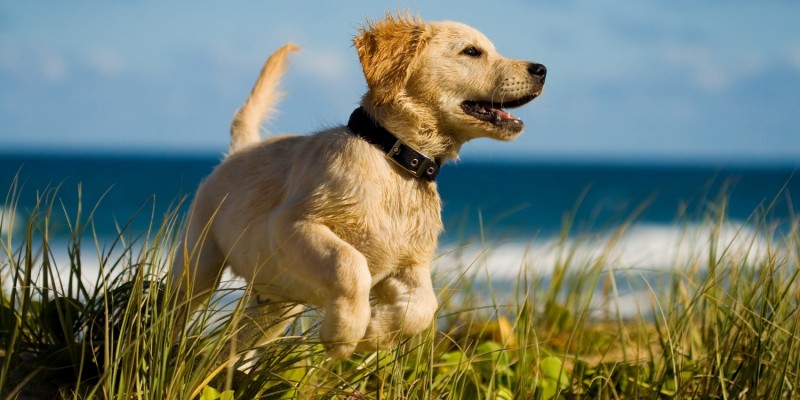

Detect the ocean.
xmin=1 ymin=153 xmax=799 ymax=307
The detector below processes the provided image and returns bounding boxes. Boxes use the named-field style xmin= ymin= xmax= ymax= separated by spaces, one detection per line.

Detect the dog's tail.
xmin=229 ymin=43 xmax=299 ymax=154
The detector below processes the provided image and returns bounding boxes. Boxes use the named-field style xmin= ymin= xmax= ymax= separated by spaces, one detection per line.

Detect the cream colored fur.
xmin=229 ymin=43 xmax=299 ymax=153
xmin=171 ymin=14 xmax=545 ymax=360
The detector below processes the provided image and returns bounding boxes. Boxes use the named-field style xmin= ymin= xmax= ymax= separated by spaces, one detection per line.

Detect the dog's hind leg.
xmin=218 ymin=296 xmax=305 ymax=368
xmin=169 ymin=213 xmax=227 ymax=334
xmin=171 ymin=239 xmax=225 ymax=306
xmin=357 ymin=265 xmax=438 ymax=351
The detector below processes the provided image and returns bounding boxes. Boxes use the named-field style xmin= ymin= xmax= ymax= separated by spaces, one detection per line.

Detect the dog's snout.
xmin=527 ymin=63 xmax=547 ymax=81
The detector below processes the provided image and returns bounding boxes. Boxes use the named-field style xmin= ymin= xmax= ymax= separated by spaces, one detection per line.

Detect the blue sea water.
xmin=1 ymin=153 xmax=798 ymax=244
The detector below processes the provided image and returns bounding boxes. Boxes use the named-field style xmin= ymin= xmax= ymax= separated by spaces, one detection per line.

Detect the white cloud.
xmin=0 ymin=38 xmax=68 ymax=82
xmin=788 ymin=47 xmax=800 ymax=71
xmin=35 ymin=47 xmax=69 ymax=82
xmin=0 ymin=36 xmax=22 ymax=71
xmin=83 ymin=48 xmax=126 ymax=77
xmin=662 ymin=44 xmax=764 ymax=92
xmin=295 ymin=47 xmax=351 ymax=82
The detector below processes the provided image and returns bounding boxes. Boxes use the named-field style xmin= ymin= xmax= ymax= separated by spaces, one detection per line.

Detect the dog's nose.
xmin=527 ymin=63 xmax=547 ymax=81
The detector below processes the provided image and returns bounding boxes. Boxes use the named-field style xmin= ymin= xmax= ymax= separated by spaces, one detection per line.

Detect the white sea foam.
xmin=434 ymin=221 xmax=785 ymax=318
xmin=0 ymin=236 xmax=246 ymax=296
xmin=9 ymin=221 xmax=777 ymax=284
xmin=1 ymin=206 xmax=20 ymax=287
xmin=3 ymin=220 xmax=783 ymax=320
xmin=436 ymin=221 xmax=776 ymax=279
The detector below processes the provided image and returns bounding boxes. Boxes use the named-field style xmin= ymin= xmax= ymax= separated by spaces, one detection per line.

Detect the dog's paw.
xmin=323 ymin=341 xmax=358 ymax=360
xmin=320 ymin=322 xmax=365 ymax=359
xmin=319 ymin=295 xmax=371 ymax=359
xmin=319 ymin=314 xmax=368 ymax=359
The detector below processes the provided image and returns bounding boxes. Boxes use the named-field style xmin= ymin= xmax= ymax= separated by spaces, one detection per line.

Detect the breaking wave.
xmin=436 ymin=221 xmax=778 ymax=279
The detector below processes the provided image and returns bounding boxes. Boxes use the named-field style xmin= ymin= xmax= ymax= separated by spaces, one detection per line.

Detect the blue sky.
xmin=1 ymin=1 xmax=799 ymax=164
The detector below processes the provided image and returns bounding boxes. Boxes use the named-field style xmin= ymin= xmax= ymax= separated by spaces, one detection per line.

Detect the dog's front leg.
xmin=269 ymin=216 xmax=372 ymax=359
xmin=357 ymin=265 xmax=438 ymax=351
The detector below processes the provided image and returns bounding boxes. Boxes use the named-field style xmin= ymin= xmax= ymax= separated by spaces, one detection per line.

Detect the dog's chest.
xmin=335 ymin=181 xmax=442 ymax=271
xmin=383 ymin=184 xmax=441 ymax=248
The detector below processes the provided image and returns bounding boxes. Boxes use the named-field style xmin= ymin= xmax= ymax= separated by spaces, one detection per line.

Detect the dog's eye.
xmin=461 ymin=46 xmax=482 ymax=58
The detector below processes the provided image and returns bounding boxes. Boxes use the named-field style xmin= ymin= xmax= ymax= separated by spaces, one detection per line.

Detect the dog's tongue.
xmin=478 ymin=101 xmax=519 ymax=121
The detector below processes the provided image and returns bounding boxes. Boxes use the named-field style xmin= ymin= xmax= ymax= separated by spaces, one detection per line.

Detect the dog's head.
xmin=354 ymin=14 xmax=546 ymax=148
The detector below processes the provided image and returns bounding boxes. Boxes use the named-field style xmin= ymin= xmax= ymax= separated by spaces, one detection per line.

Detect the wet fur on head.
xmin=354 ymin=13 xmax=430 ymax=106
xmin=353 ymin=13 xmax=545 ymax=160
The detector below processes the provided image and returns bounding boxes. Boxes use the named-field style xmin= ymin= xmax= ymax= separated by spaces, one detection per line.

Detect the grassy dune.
xmin=1 ymin=183 xmax=798 ymax=399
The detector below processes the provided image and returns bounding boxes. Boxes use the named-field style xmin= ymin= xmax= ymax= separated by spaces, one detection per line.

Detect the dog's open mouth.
xmin=461 ymin=94 xmax=537 ymax=129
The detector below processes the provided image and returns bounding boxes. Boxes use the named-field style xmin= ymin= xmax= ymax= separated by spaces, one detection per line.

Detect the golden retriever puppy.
xmin=171 ymin=14 xmax=546 ymax=360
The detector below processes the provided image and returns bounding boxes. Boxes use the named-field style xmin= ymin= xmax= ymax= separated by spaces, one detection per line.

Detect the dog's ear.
xmin=354 ymin=13 xmax=429 ymax=106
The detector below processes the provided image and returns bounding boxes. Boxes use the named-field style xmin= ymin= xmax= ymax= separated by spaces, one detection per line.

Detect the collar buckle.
xmin=386 ymin=139 xmax=439 ymax=180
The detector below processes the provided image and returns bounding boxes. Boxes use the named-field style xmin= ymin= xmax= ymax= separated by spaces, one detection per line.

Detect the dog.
xmin=171 ymin=13 xmax=545 ymax=360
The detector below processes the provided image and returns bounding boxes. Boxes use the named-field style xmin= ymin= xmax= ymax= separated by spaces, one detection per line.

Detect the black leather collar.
xmin=346 ymin=107 xmax=441 ymax=181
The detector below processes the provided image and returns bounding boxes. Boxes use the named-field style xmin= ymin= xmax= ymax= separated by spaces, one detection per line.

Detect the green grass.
xmin=1 ymin=182 xmax=798 ymax=399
